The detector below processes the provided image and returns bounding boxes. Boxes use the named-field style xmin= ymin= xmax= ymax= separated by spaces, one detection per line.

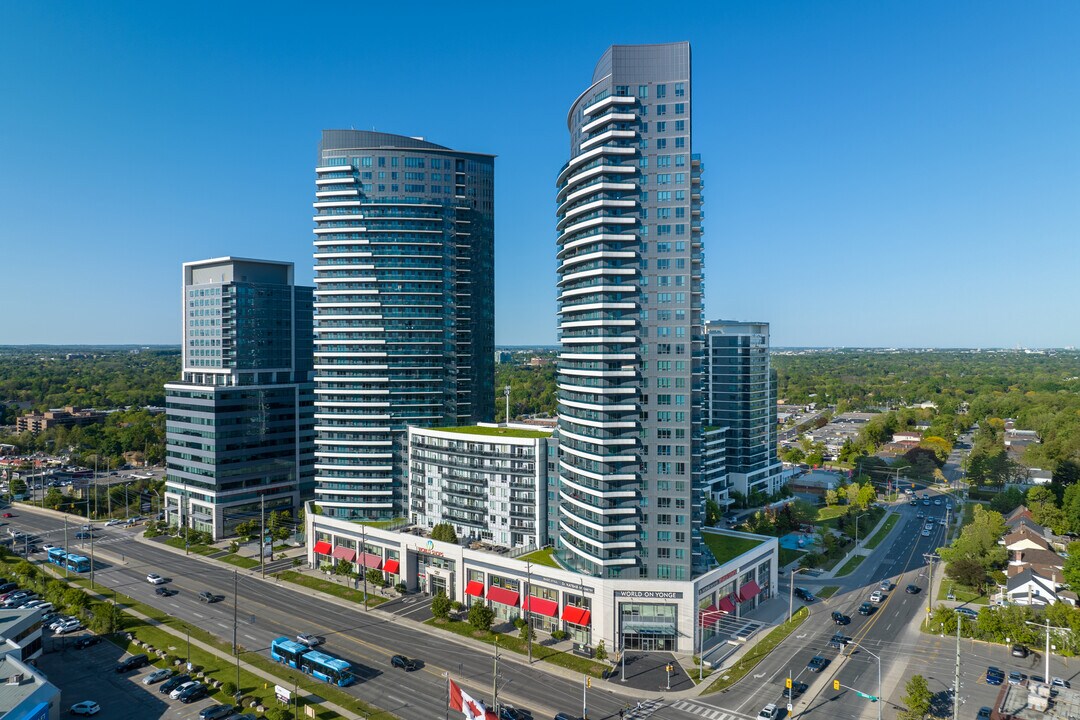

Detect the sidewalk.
xmin=814 ymin=508 xmax=896 ymax=581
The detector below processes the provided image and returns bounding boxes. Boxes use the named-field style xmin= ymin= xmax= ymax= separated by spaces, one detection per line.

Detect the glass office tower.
xmin=164 ymin=257 xmax=314 ymax=539
xmin=555 ymin=43 xmax=708 ymax=579
xmin=312 ymin=131 xmax=495 ymax=521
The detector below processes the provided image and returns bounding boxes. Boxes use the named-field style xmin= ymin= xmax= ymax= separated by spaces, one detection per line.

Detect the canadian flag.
xmin=449 ymin=678 xmax=498 ymax=720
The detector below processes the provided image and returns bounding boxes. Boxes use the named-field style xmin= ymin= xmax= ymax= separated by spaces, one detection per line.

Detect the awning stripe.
xmin=486 ymin=586 xmax=520 ymax=607
xmin=361 ymin=553 xmax=382 ymax=569
xmin=332 ymin=547 xmax=356 ymax=562
xmin=737 ymin=580 xmax=761 ymax=603
xmin=563 ymin=605 xmax=591 ymax=626
xmin=312 ymin=541 xmax=332 ymax=555
xmin=718 ymin=597 xmax=736 ymax=613
xmin=383 ymin=559 xmax=400 ymax=574
xmin=522 ymin=597 xmax=559 ymax=617
xmin=465 ymin=580 xmax=485 ymax=598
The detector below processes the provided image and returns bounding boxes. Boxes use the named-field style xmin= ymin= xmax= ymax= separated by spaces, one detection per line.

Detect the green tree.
xmin=824 ymin=489 xmax=839 ymax=507
xmin=62 ymin=588 xmax=90 ymax=615
xmin=945 ymin=557 xmax=987 ymax=593
xmin=938 ymin=505 xmax=1007 ymax=571
xmin=1063 ymin=542 xmax=1080 ymax=589
xmin=365 ymin=568 xmax=384 ymax=588
xmin=430 ymin=523 xmax=459 ymax=544
xmin=431 ymin=591 xmax=452 ymax=620
xmin=467 ymin=601 xmax=495 ymax=632
xmin=594 ymin=639 xmax=607 ymax=661
xmin=900 ymin=674 xmax=932 ymax=720
xmin=705 ymin=498 xmax=722 ymax=526
xmin=88 ymin=601 xmax=125 ymax=634
xmin=265 ymin=708 xmax=292 ymax=720
xmin=990 ymin=486 xmax=1025 ymax=514
xmin=856 ymin=483 xmax=877 ymax=510
xmin=333 ymin=559 xmax=353 ymax=577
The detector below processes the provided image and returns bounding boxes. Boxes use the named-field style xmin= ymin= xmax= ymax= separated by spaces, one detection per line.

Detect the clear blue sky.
xmin=1 ymin=2 xmax=1077 ymax=348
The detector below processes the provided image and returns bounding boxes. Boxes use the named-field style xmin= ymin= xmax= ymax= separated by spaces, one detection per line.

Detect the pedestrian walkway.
xmin=670 ymin=699 xmax=754 ymax=720
xmin=814 ymin=509 xmax=897 ymax=580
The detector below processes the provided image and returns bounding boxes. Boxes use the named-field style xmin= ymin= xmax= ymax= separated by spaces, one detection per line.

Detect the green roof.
xmin=429 ymin=425 xmax=552 ymax=439
xmin=517 ymin=546 xmax=562 ymax=568
xmin=702 ymin=531 xmax=765 ymax=566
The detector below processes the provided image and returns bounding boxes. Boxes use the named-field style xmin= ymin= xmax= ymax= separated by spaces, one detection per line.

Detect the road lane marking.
xmin=243 ymin=633 xmax=258 ymax=641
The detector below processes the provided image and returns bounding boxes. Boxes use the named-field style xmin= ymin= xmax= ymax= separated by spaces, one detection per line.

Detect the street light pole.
xmin=525 ymin=561 xmax=532 ymax=664
xmin=846 ymin=641 xmax=882 ymax=720
xmin=788 ymin=567 xmax=805 ymax=622
xmin=855 ymin=513 xmax=867 ymax=547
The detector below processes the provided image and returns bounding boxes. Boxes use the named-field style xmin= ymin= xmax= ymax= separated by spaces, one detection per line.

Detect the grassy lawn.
xmin=835 ymin=554 xmax=866 ymax=577
xmin=703 ymin=607 xmax=809 ymax=694
xmin=275 ymin=570 xmax=388 ymax=608
xmin=817 ymin=586 xmax=840 ymax=599
xmin=518 ymin=546 xmax=560 ymax=569
xmin=431 ymin=425 xmax=552 ymax=438
xmin=218 ymin=553 xmax=260 ymax=569
xmin=425 ymin=618 xmax=609 ymax=677
xmin=161 ymin=536 xmax=216 ymax=556
xmin=778 ymin=547 xmax=805 ymax=567
xmin=353 ymin=517 xmax=407 ymax=529
xmin=816 ymin=506 xmax=848 ymax=526
xmin=864 ymin=514 xmax=900 ymax=550
xmin=702 ymin=532 xmax=764 ymax=565
xmin=938 ymin=581 xmax=989 ymax=605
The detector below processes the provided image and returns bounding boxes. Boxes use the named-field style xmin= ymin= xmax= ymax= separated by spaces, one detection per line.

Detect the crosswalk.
xmin=624 ymin=698 xmax=665 ymax=719
xmin=669 ymin=700 xmax=753 ymax=720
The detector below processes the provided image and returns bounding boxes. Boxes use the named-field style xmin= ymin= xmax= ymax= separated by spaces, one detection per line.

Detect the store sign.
xmin=614 ymin=590 xmax=683 ymax=599
xmin=275 ymin=685 xmax=291 ymax=702
xmin=415 ymin=540 xmax=445 ymax=557
xmin=697 ymin=569 xmax=737 ymax=596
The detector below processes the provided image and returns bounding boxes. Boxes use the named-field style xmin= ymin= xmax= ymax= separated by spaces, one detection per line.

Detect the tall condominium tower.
xmin=704 ymin=320 xmax=782 ymax=500
xmin=555 ymin=42 xmax=708 ymax=580
xmin=312 ymin=131 xmax=495 ymax=521
xmin=164 ymin=257 xmax=314 ymax=540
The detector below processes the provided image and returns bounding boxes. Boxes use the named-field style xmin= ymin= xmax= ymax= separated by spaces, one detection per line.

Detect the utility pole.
xmin=89 ymin=527 xmax=95 ymax=589
xmin=232 ymin=570 xmax=239 ymax=654
xmin=583 ymin=674 xmax=589 ymax=720
xmin=492 ymin=637 xmax=499 ymax=713
xmin=923 ymin=553 xmax=939 ymax=618
xmin=260 ymin=494 xmax=266 ymax=578
xmin=525 ymin=561 xmax=532 ymax=664
xmin=361 ymin=523 xmax=367 ymax=610
xmin=63 ymin=515 xmax=69 ymax=578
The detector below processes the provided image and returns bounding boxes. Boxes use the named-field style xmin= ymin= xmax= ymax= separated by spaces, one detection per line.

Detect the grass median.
xmin=703 ymin=607 xmax=809 ymax=694
xmin=864 ymin=514 xmax=899 ymax=550
xmin=817 ymin=586 xmax=839 ymax=599
xmin=275 ymin=570 xmax=388 ymax=608
xmin=834 ymin=554 xmax=866 ymax=577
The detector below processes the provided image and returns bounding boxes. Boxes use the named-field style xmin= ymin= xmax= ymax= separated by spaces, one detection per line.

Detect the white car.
xmin=41 ymin=543 xmax=57 ymax=553
xmin=921 ymin=529 xmax=931 ymax=537
xmin=48 ymin=616 xmax=73 ymax=631
xmin=170 ymin=681 xmax=196 ymax=700
xmin=296 ymin=633 xmax=324 ymax=648
xmin=55 ymin=619 xmax=83 ymax=634
xmin=869 ymin=590 xmax=884 ymax=603
xmin=758 ymin=703 xmax=780 ymax=720
xmin=146 ymin=573 xmax=166 ymax=585
xmin=70 ymin=701 xmax=100 ymax=716
xmin=143 ymin=668 xmax=173 ymax=685
xmin=105 ymin=519 xmax=122 ymax=527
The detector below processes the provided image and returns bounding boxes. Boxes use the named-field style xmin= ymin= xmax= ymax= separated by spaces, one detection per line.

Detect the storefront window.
xmin=620 ymin=603 xmax=678 ymax=651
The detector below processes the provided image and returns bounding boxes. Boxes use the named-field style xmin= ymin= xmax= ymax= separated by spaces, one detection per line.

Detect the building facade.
xmin=555 ymin=42 xmax=708 ymax=580
xmin=407 ymin=424 xmax=552 ymax=550
xmin=312 ymin=131 xmax=495 ymax=522
xmin=164 ymin=257 xmax=314 ymax=540
xmin=704 ymin=320 xmax=783 ymax=499
xmin=306 ymin=506 xmax=776 ymax=654
xmin=15 ymin=407 xmax=106 ymax=434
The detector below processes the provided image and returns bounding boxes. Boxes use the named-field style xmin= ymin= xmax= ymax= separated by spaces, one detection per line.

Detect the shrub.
xmin=551 ymin=629 xmax=567 ymax=641
xmin=450 ymin=600 xmax=463 ymax=612
xmin=467 ymin=601 xmax=495 ymax=632
xmin=221 ymin=681 xmax=237 ymax=697
xmin=594 ymin=639 xmax=608 ymax=662
xmin=266 ymin=708 xmax=292 ymax=720
xmin=430 ymin=523 xmax=459 ymax=544
xmin=395 ymin=582 xmax=407 ymax=594
xmin=431 ymin=592 xmax=452 ymax=620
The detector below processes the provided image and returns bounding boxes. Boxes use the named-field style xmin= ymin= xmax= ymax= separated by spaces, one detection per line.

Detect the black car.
xmin=794 ymin=587 xmax=814 ymax=601
xmin=976 ymin=708 xmax=992 ymax=720
xmin=831 ymin=611 xmax=850 ymax=625
xmin=500 ymin=707 xmax=529 ymax=720
xmin=858 ymin=602 xmax=875 ymax=616
xmin=827 ymin=633 xmax=849 ymax=649
xmin=179 ymin=683 xmax=208 ymax=703
xmin=155 ymin=586 xmax=177 ymax=597
xmin=198 ymin=591 xmax=219 ymax=603
xmin=0 ymin=582 xmax=16 ymax=594
xmin=160 ymin=674 xmax=192 ymax=694
xmin=986 ymin=667 xmax=1005 ymax=686
xmin=391 ymin=654 xmax=418 ymax=671
xmin=75 ymin=532 xmax=91 ymax=539
xmin=115 ymin=653 xmax=149 ymax=673
xmin=553 ymin=714 xmax=577 ymax=720
xmin=199 ymin=704 xmax=235 ymax=720
xmin=1012 ymin=645 xmax=1028 ymax=658
xmin=783 ymin=681 xmax=809 ymax=699
xmin=73 ymin=635 xmax=102 ymax=649
xmin=905 ymin=584 xmax=920 ymax=594
xmin=807 ymin=655 xmax=829 ymax=673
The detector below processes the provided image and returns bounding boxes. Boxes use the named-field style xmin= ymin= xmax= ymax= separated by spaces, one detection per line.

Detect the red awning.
xmin=383 ymin=559 xmax=400 ymax=574
xmin=332 ymin=546 xmax=356 ymax=562
xmin=738 ymin=581 xmax=761 ymax=602
xmin=700 ymin=610 xmax=723 ymax=627
xmin=563 ymin=605 xmax=592 ymax=626
xmin=486 ymin=586 xmax=520 ymax=607
xmin=465 ymin=581 xmax=485 ymax=598
xmin=312 ymin=541 xmax=332 ymax=555
xmin=699 ymin=604 xmax=718 ymax=616
xmin=360 ymin=553 xmax=382 ymax=569
xmin=718 ymin=596 xmax=737 ymax=613
xmin=522 ymin=597 xmax=559 ymax=617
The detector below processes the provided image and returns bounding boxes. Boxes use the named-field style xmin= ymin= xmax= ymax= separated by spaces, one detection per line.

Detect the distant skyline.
xmin=1 ymin=2 xmax=1077 ymax=348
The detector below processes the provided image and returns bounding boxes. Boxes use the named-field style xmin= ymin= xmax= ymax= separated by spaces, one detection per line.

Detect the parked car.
xmin=986 ymin=667 xmax=1005 ymax=685
xmin=807 ymin=656 xmax=829 ymax=673
xmin=976 ymin=708 xmax=992 ymax=720
xmin=858 ymin=602 xmax=875 ymax=616
xmin=955 ymin=607 xmax=978 ymax=620
xmin=1008 ymin=671 xmax=1025 ymax=685
xmin=830 ymin=611 xmax=850 ymax=626
xmin=170 ymin=681 xmax=197 ymax=700
xmin=1052 ymin=677 xmax=1071 ymax=688
xmin=391 ymin=654 xmax=418 ymax=671
xmin=905 ymin=584 xmax=921 ymax=594
xmin=296 ymin=633 xmax=323 ymax=648
xmin=0 ymin=582 xmax=15 ymax=594
xmin=69 ymin=701 xmax=100 ymax=716
xmin=55 ymin=619 xmax=84 ymax=634
xmin=143 ymin=668 xmax=174 ymax=685
xmin=48 ymin=616 xmax=74 ymax=631
xmin=757 ymin=704 xmax=780 ymax=720
xmin=180 ymin=684 xmax=209 ymax=704
xmin=159 ymin=674 xmax=191 ymax=694
xmin=115 ymin=654 xmax=149 ymax=673
xmin=199 ymin=704 xmax=236 ymax=719
xmin=73 ymin=635 xmax=102 ymax=650
xmin=1012 ymin=644 xmax=1028 ymax=658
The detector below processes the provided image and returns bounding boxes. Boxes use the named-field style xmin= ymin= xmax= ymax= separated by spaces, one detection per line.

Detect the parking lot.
xmin=40 ymin=633 xmax=232 ymax=719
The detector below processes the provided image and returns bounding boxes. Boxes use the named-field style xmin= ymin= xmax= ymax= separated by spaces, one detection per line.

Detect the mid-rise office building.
xmin=164 ymin=257 xmax=314 ymax=540
xmin=555 ymin=42 xmax=708 ymax=580
xmin=704 ymin=320 xmax=783 ymax=499
xmin=311 ymin=131 xmax=495 ymax=522
xmin=407 ymin=424 xmax=553 ymax=550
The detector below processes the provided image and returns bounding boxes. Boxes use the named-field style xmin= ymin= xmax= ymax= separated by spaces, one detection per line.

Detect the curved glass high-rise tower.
xmin=312 ymin=131 xmax=495 ymax=521
xmin=555 ymin=42 xmax=708 ymax=579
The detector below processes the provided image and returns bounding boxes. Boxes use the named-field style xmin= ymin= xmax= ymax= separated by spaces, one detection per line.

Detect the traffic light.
xmin=786 ymin=677 xmax=793 ymax=689
xmin=833 ymin=679 xmax=841 ymax=691
xmin=586 ymin=677 xmax=591 ymax=689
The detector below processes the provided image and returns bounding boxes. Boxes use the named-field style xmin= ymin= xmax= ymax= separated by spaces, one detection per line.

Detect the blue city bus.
xmin=65 ymin=554 xmax=91 ymax=573
xmin=269 ymin=637 xmax=308 ymax=669
xmin=47 ymin=548 xmax=67 ymax=567
xmin=269 ymin=637 xmax=353 ymax=686
xmin=298 ymin=650 xmax=353 ymax=687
